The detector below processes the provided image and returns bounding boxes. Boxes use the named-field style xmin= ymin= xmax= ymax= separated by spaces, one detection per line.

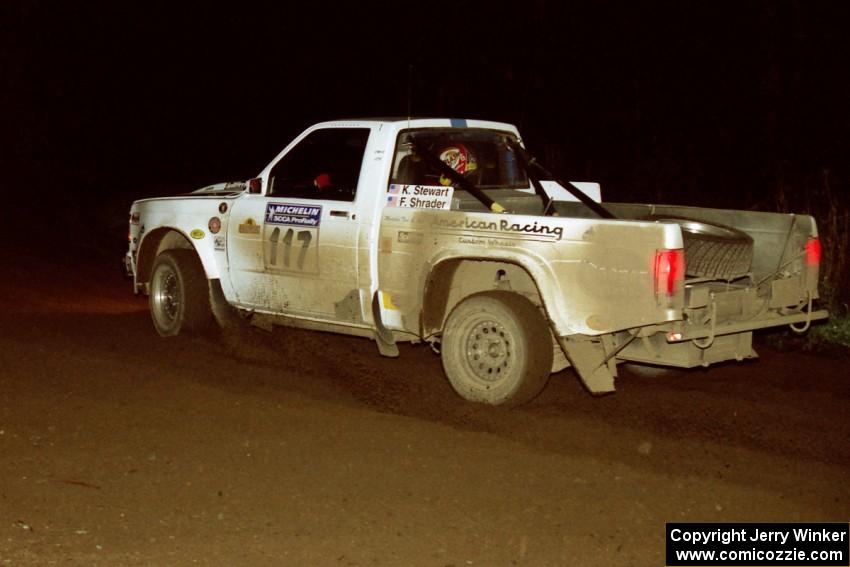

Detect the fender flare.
xmin=420 ymin=253 xmax=563 ymax=337
xmin=135 ymin=227 xmax=220 ymax=289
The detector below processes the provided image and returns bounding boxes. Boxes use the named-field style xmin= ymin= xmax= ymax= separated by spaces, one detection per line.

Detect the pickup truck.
xmin=124 ymin=118 xmax=828 ymax=405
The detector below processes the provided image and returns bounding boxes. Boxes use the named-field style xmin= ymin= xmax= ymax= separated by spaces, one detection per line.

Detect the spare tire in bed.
xmin=646 ymin=216 xmax=754 ymax=280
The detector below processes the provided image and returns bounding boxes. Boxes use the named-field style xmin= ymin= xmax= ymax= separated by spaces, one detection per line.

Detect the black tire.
xmin=647 ymin=216 xmax=754 ymax=280
xmin=149 ymin=249 xmax=212 ymax=336
xmin=441 ymin=291 xmax=553 ymax=406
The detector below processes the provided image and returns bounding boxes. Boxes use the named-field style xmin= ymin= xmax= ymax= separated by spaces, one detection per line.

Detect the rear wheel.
xmin=441 ymin=291 xmax=553 ymax=406
xmin=149 ymin=250 xmax=212 ymax=336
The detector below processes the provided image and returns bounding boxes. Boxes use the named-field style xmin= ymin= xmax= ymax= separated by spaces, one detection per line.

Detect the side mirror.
xmin=248 ymin=177 xmax=263 ymax=194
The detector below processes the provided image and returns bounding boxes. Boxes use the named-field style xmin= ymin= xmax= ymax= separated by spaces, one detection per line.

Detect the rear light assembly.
xmin=654 ymin=248 xmax=685 ymax=302
xmin=805 ymin=238 xmax=821 ymax=266
xmin=128 ymin=212 xmax=140 ymax=242
xmin=803 ymin=237 xmax=821 ymax=292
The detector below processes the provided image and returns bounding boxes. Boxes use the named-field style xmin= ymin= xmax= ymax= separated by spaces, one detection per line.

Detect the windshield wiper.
xmin=409 ymin=139 xmax=509 ymax=214
xmin=508 ymin=140 xmax=616 ymax=220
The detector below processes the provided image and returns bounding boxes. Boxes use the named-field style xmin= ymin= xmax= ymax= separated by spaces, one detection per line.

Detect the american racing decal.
xmin=397 ymin=230 xmax=423 ymax=244
xmin=432 ymin=217 xmax=564 ymax=240
xmin=386 ymin=184 xmax=453 ymax=210
xmin=265 ymin=203 xmax=322 ymax=227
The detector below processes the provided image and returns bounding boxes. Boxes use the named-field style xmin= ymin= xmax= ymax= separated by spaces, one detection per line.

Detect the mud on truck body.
xmin=125 ymin=118 xmax=828 ymax=405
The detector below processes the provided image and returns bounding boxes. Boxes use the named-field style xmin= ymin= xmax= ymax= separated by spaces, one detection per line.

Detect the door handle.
xmin=329 ymin=210 xmax=350 ymax=218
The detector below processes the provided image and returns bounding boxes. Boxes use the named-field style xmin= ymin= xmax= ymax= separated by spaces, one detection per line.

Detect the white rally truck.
xmin=125 ymin=118 xmax=828 ymax=405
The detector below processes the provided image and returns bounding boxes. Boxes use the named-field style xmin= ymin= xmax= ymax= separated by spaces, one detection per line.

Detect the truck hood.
xmin=132 ymin=181 xmax=246 ymax=206
xmin=187 ymin=180 xmax=246 ymax=196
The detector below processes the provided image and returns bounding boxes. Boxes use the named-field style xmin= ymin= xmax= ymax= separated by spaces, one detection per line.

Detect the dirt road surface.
xmin=1 ymin=244 xmax=848 ymax=566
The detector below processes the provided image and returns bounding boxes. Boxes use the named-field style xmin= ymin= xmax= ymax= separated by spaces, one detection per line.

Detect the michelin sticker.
xmin=386 ymin=184 xmax=453 ymax=210
xmin=266 ymin=203 xmax=322 ymax=227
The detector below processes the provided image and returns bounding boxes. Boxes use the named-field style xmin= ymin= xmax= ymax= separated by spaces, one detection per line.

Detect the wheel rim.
xmin=152 ymin=266 xmax=180 ymax=324
xmin=464 ymin=318 xmax=514 ymax=382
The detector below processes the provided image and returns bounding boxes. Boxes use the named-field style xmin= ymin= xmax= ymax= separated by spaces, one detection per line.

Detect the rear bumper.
xmin=617 ymin=307 xmax=829 ymax=369
xmin=668 ymin=308 xmax=829 ymax=342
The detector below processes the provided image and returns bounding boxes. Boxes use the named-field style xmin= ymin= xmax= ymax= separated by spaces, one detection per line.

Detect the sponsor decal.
xmin=208 ymin=216 xmax=221 ymax=234
xmin=190 ymin=229 xmax=205 ymax=239
xmin=433 ymin=217 xmax=564 ymax=240
xmin=380 ymin=291 xmax=398 ymax=310
xmin=238 ymin=218 xmax=261 ymax=234
xmin=382 ymin=214 xmax=412 ymax=223
xmin=485 ymin=238 xmax=518 ymax=248
xmin=386 ymin=184 xmax=453 ymax=210
xmin=397 ymin=231 xmax=423 ymax=244
xmin=214 ymin=236 xmax=226 ymax=251
xmin=218 ymin=202 xmax=228 ymax=214
xmin=265 ymin=203 xmax=322 ymax=227
xmin=458 ymin=236 xmax=518 ymax=247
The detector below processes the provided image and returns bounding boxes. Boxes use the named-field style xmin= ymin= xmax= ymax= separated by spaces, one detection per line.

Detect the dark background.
xmin=3 ymin=1 xmax=849 ymax=300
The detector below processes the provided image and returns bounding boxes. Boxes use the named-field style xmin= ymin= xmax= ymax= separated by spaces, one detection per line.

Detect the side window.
xmin=268 ymin=128 xmax=369 ymax=202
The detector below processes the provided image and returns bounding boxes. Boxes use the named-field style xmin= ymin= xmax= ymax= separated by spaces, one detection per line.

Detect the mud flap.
xmin=209 ymin=279 xmax=250 ymax=330
xmin=371 ymin=292 xmax=399 ymax=358
xmin=557 ymin=337 xmax=616 ymax=394
xmin=209 ymin=280 xmax=279 ymax=332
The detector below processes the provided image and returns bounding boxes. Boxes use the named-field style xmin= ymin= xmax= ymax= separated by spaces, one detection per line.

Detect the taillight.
xmin=654 ymin=248 xmax=685 ymax=299
xmin=805 ymin=238 xmax=821 ymax=266
xmin=128 ymin=212 xmax=139 ymax=242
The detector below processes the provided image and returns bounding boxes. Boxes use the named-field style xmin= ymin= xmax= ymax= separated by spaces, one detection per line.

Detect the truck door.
xmin=226 ymin=127 xmax=370 ymax=320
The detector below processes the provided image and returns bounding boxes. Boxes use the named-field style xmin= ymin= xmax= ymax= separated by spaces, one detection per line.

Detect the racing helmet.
xmin=438 ymin=143 xmax=478 ymax=186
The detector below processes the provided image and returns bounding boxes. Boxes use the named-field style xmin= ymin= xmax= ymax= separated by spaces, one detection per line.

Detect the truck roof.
xmin=315 ymin=117 xmax=519 ymax=133
xmin=256 ymin=118 xmax=522 ymax=181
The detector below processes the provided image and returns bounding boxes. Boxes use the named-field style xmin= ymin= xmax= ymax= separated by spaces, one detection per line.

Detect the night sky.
xmin=4 ymin=1 xmax=849 ymax=218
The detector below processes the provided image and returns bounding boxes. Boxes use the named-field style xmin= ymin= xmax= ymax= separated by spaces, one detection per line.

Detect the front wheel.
xmin=149 ymin=249 xmax=212 ymax=336
xmin=441 ymin=291 xmax=553 ymax=406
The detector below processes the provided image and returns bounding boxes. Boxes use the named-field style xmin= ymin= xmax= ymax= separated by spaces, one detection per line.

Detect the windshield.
xmin=390 ymin=129 xmax=527 ymax=190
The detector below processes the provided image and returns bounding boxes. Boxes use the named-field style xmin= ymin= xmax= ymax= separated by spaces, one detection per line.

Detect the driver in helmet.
xmin=438 ymin=143 xmax=477 ymax=186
